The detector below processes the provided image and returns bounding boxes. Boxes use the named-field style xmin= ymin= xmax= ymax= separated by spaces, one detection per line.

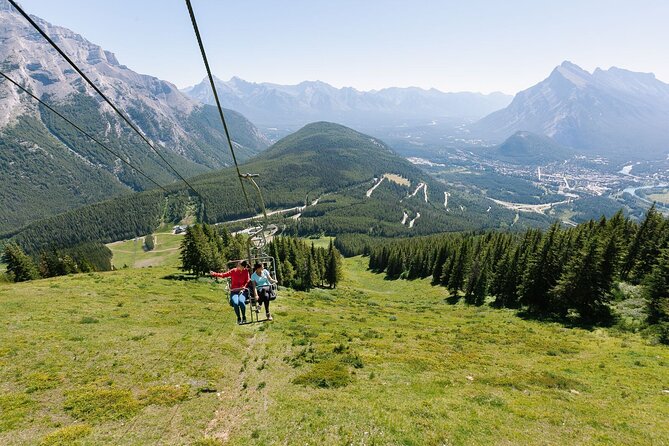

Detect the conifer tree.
xmin=326 ymin=239 xmax=343 ymax=288
xmin=447 ymin=241 xmax=469 ymax=295
xmin=2 ymin=243 xmax=40 ymax=282
xmin=439 ymin=251 xmax=457 ymax=287
xmin=644 ymin=248 xmax=669 ymax=327
xmin=281 ymin=259 xmax=295 ymax=288
xmin=144 ymin=234 xmax=155 ymax=251
xmin=622 ymin=205 xmax=663 ymax=283
xmin=550 ymin=237 xmax=608 ymax=321
xmin=518 ymin=223 xmax=562 ymax=314
xmin=301 ymin=250 xmax=316 ymax=291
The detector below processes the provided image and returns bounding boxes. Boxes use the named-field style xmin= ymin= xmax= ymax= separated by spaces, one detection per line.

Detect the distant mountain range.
xmin=0 ymin=0 xmax=268 ymax=233
xmin=182 ymin=76 xmax=512 ymax=128
xmin=474 ymin=61 xmax=669 ymax=159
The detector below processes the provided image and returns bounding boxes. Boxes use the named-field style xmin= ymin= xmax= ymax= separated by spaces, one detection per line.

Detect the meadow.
xmin=0 ymin=248 xmax=667 ymax=445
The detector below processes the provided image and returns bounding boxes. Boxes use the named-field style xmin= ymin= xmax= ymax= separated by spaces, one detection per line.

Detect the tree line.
xmin=178 ymin=225 xmax=344 ymax=291
xmin=2 ymin=242 xmax=113 ymax=282
xmin=179 ymin=224 xmax=247 ymax=276
xmin=363 ymin=207 xmax=669 ymax=342
xmin=269 ymin=237 xmax=343 ymax=291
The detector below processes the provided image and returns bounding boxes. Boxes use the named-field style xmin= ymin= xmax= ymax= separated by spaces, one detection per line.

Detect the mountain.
xmin=473 ymin=61 xmax=669 ymax=159
xmin=182 ymin=76 xmax=512 ymax=128
xmin=485 ymin=131 xmax=576 ymax=165
xmin=0 ymin=0 xmax=269 ymax=233
xmin=8 ymin=122 xmax=523 ymax=253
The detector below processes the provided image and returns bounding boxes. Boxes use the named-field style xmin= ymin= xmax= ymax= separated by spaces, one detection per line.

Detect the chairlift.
xmin=223 ymin=254 xmax=277 ymax=323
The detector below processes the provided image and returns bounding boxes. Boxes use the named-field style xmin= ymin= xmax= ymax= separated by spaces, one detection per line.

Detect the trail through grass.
xmin=0 ymin=257 xmax=667 ymax=445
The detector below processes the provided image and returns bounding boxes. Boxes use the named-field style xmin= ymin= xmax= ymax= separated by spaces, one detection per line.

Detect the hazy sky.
xmin=14 ymin=0 xmax=669 ymax=94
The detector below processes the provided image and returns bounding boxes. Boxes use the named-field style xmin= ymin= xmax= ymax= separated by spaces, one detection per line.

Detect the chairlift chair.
xmin=224 ymin=254 xmax=277 ymax=323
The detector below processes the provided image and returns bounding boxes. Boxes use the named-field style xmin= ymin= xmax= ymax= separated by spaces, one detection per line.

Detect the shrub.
xmin=0 ymin=393 xmax=35 ymax=431
xmin=138 ymin=385 xmax=189 ymax=406
xmin=64 ymin=387 xmax=139 ymax=422
xmin=143 ymin=234 xmax=155 ymax=252
xmin=39 ymin=424 xmax=91 ymax=446
xmin=292 ymin=360 xmax=351 ymax=388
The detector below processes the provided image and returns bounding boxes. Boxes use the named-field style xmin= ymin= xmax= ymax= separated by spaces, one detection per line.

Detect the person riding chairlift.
xmin=210 ymin=260 xmax=250 ymax=325
xmin=251 ymin=262 xmax=277 ymax=321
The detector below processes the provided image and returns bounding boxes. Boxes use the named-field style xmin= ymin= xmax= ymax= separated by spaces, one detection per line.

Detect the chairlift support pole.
xmin=240 ymin=173 xmax=270 ymax=259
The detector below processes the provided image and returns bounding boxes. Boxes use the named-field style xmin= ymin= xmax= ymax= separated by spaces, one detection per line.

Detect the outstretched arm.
xmin=210 ymin=270 xmax=232 ymax=279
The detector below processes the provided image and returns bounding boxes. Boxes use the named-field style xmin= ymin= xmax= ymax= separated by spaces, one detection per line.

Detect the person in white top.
xmin=251 ymin=262 xmax=277 ymax=321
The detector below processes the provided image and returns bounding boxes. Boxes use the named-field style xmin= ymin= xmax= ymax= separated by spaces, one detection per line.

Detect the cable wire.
xmin=8 ymin=0 xmax=203 ymax=200
xmin=184 ymin=0 xmax=253 ymax=211
xmin=0 ymin=70 xmax=169 ymax=193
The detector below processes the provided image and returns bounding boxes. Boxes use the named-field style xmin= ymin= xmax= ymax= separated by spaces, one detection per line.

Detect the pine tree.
xmin=550 ymin=237 xmax=608 ymax=322
xmin=179 ymin=224 xmax=225 ymax=276
xmin=316 ymin=248 xmax=327 ymax=286
xmin=326 ymin=240 xmax=343 ymax=288
xmin=439 ymin=251 xmax=457 ymax=287
xmin=447 ymin=241 xmax=469 ymax=295
xmin=463 ymin=259 xmax=481 ymax=304
xmin=518 ymin=223 xmax=562 ymax=315
xmin=644 ymin=248 xmax=669 ymax=326
xmin=60 ymin=255 xmax=79 ymax=275
xmin=300 ymin=251 xmax=316 ymax=291
xmin=622 ymin=205 xmax=664 ymax=283
xmin=2 ymin=243 xmax=40 ymax=282
xmin=144 ymin=234 xmax=155 ymax=251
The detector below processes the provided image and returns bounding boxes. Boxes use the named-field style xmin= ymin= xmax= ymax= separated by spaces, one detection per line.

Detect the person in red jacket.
xmin=211 ymin=260 xmax=251 ymax=324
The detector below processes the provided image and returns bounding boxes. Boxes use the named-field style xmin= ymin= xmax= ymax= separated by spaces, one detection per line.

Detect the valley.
xmin=404 ymin=145 xmax=669 ymax=224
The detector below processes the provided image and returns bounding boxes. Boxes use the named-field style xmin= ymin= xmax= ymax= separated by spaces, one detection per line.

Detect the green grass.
xmin=304 ymin=236 xmax=335 ymax=249
xmin=107 ymin=233 xmax=184 ymax=269
xmin=0 ymin=257 xmax=667 ymax=445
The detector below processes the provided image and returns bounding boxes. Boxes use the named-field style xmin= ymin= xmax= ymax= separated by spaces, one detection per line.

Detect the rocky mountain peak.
xmin=550 ymin=61 xmax=592 ymax=87
xmin=474 ymin=61 xmax=669 ymax=158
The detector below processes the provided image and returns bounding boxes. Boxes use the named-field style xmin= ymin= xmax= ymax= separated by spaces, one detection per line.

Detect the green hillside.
xmin=486 ymin=131 xmax=575 ymax=165
xmin=7 ymin=122 xmax=526 ymax=253
xmin=0 ymin=99 xmax=267 ymax=235
xmin=0 ymin=256 xmax=667 ymax=445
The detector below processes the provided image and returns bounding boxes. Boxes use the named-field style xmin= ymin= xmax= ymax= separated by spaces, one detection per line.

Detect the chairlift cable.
xmin=0 ymin=70 xmax=169 ymax=193
xmin=8 ymin=0 xmax=204 ymax=201
xmin=184 ymin=0 xmax=253 ymax=212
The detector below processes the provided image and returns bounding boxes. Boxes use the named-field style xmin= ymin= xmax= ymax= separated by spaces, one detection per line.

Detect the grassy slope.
xmin=0 ymin=256 xmax=667 ymax=445
xmin=107 ymin=233 xmax=184 ymax=270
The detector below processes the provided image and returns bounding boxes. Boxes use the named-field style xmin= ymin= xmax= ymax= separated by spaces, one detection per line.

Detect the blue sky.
xmin=16 ymin=0 xmax=669 ymax=94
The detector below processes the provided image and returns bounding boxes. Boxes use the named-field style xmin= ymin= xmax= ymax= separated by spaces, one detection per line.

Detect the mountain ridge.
xmin=0 ymin=1 xmax=269 ymax=232
xmin=473 ymin=61 xmax=669 ymax=158
xmin=182 ymin=75 xmax=512 ymax=127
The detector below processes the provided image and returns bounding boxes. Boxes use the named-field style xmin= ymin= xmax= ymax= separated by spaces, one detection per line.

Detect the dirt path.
xmin=488 ymin=196 xmax=574 ymax=214
xmin=205 ymin=329 xmax=268 ymax=443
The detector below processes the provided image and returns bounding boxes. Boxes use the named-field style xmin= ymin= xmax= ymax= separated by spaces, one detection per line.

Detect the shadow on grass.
xmin=445 ymin=294 xmax=461 ymax=305
xmin=161 ymin=273 xmax=201 ymax=281
xmin=516 ymin=307 xmax=617 ymax=330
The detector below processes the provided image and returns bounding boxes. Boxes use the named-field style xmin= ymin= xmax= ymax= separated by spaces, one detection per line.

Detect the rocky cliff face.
xmin=0 ymin=0 xmax=268 ymax=232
